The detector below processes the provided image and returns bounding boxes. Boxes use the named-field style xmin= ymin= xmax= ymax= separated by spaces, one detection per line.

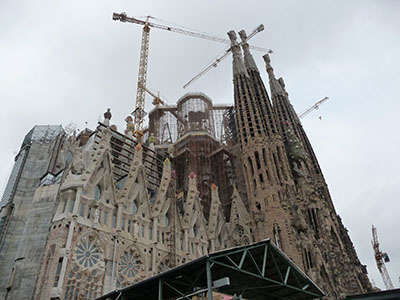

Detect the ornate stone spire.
xmin=263 ymin=53 xmax=322 ymax=178
xmin=238 ymin=30 xmax=258 ymax=71
xmin=227 ymin=30 xmax=248 ymax=77
xmin=263 ymin=53 xmax=285 ymax=96
xmin=239 ymin=31 xmax=278 ymax=138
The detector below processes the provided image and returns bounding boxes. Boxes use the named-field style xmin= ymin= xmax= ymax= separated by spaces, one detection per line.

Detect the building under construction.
xmin=0 ymin=21 xmax=373 ymax=300
xmin=148 ymin=93 xmax=244 ymax=219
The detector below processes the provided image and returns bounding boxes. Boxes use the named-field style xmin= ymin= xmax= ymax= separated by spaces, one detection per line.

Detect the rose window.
xmin=75 ymin=238 xmax=100 ymax=268
xmin=119 ymin=250 xmax=141 ymax=278
xmin=117 ymin=249 xmax=144 ymax=289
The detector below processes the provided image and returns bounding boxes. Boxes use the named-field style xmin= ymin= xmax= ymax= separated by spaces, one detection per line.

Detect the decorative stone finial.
xmin=263 ymin=53 xmax=284 ymax=95
xmin=110 ymin=124 xmax=117 ymax=131
xmin=149 ymin=135 xmax=156 ymax=145
xmin=227 ymin=30 xmax=248 ymax=76
xmin=125 ymin=116 xmax=135 ymax=138
xmin=263 ymin=53 xmax=271 ymax=64
xmin=227 ymin=30 xmax=237 ymax=44
xmin=238 ymin=30 xmax=258 ymax=71
xmin=103 ymin=108 xmax=112 ymax=126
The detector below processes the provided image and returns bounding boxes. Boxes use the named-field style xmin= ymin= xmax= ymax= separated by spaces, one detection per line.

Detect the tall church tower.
xmin=229 ymin=31 xmax=372 ymax=298
xmin=228 ymin=30 xmax=301 ymax=264
xmin=263 ymin=54 xmax=371 ymax=297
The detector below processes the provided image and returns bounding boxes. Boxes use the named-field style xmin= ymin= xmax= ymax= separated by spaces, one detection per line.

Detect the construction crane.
xmin=112 ymin=12 xmax=270 ymax=139
xmin=298 ymin=97 xmax=329 ymax=119
xmin=372 ymin=225 xmax=394 ymax=290
xmin=141 ymin=84 xmax=165 ymax=106
xmin=183 ymin=24 xmax=271 ymax=89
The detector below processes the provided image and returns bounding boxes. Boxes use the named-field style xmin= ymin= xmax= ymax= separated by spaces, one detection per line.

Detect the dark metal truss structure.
xmin=97 ymin=239 xmax=325 ymax=300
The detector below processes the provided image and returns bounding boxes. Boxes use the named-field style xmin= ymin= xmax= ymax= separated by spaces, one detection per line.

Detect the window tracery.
xmin=116 ymin=248 xmax=144 ymax=289
xmin=75 ymin=238 xmax=100 ymax=268
xmin=64 ymin=235 xmax=104 ymax=300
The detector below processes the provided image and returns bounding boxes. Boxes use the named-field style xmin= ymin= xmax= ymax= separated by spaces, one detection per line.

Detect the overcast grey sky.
xmin=0 ymin=0 xmax=399 ymax=291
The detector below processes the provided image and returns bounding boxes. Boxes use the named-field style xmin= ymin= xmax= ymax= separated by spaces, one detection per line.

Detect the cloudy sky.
xmin=0 ymin=0 xmax=399 ymax=291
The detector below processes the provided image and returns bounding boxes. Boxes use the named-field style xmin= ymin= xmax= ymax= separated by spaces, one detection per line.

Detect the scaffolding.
xmin=148 ymin=94 xmax=233 ymax=145
xmin=148 ymin=93 xmax=240 ymax=219
xmin=95 ymin=123 xmax=166 ymax=191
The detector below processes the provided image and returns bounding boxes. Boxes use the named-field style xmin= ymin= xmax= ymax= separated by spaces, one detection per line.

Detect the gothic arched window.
xmin=94 ymin=185 xmax=101 ymax=201
xmin=133 ymin=200 xmax=138 ymax=215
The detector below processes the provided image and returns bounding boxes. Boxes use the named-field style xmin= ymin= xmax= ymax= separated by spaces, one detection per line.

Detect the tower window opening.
xmin=307 ymin=249 xmax=314 ymax=269
xmin=259 ymin=173 xmax=264 ymax=183
xmin=247 ymin=157 xmax=255 ymax=175
xmin=272 ymin=153 xmax=281 ymax=181
xmin=53 ymin=257 xmax=63 ymax=287
xmin=262 ymin=148 xmax=268 ymax=165
xmin=265 ymin=168 xmax=271 ymax=182
xmin=273 ymin=224 xmax=282 ymax=249
xmin=308 ymin=208 xmax=320 ymax=238
xmin=254 ymin=151 xmax=261 ymax=169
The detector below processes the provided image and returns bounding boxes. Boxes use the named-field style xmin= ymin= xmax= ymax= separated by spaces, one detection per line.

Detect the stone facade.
xmin=0 ymin=34 xmax=373 ymax=300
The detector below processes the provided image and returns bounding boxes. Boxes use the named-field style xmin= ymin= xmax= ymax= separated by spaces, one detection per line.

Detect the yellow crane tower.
xmin=112 ymin=12 xmax=269 ymax=140
xmin=372 ymin=225 xmax=394 ymax=290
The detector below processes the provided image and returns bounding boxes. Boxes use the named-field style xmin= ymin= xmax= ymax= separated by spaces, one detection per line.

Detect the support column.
xmin=57 ymin=187 xmax=82 ymax=290
xmin=111 ymin=233 xmax=118 ymax=290
xmin=116 ymin=204 xmax=123 ymax=232
xmin=184 ymin=229 xmax=189 ymax=253
xmin=152 ymin=217 xmax=158 ymax=242
xmin=206 ymin=260 xmax=213 ymax=300
xmin=152 ymin=244 xmax=157 ymax=275
xmin=158 ymin=279 xmax=163 ymax=300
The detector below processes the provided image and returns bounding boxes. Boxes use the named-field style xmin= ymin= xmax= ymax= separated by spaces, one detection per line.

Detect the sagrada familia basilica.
xmin=0 ymin=28 xmax=372 ymax=299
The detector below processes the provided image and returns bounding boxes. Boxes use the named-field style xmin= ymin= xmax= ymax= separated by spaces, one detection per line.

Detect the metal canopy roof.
xmin=97 ymin=239 xmax=325 ymax=300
